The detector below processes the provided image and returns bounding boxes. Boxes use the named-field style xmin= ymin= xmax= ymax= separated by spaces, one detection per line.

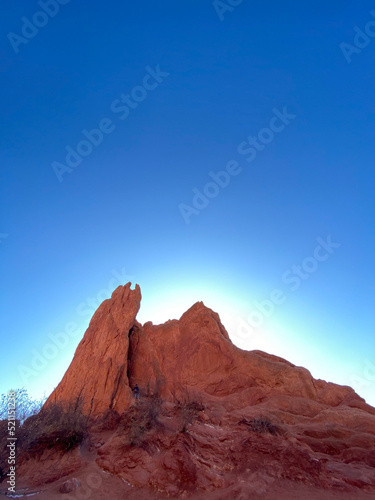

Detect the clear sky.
xmin=1 ymin=1 xmax=374 ymax=406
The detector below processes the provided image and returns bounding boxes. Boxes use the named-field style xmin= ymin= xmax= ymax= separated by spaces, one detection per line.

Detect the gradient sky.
xmin=1 ymin=1 xmax=374 ymax=406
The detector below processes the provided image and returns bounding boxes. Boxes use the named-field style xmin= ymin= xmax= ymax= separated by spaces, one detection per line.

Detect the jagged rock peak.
xmin=46 ymin=283 xmax=141 ymax=415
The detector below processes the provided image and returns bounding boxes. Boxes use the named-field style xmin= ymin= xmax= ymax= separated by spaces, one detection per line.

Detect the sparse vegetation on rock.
xmin=239 ymin=416 xmax=281 ymax=435
xmin=173 ymin=390 xmax=205 ymax=433
xmin=18 ymin=393 xmax=89 ymax=457
xmin=120 ymin=394 xmax=163 ymax=448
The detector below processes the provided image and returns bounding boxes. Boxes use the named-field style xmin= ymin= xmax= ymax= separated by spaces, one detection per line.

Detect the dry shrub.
xmin=121 ymin=394 xmax=163 ymax=448
xmin=18 ymin=394 xmax=89 ymax=457
xmin=90 ymin=409 xmax=121 ymax=432
xmin=173 ymin=390 xmax=204 ymax=433
xmin=0 ymin=388 xmax=46 ymax=425
xmin=240 ymin=416 xmax=280 ymax=436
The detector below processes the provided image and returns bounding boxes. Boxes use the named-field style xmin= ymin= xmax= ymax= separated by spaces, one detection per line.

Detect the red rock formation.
xmin=46 ymin=283 xmax=141 ymax=415
xmin=128 ymin=301 xmax=360 ymax=410
xmin=16 ymin=283 xmax=375 ymax=497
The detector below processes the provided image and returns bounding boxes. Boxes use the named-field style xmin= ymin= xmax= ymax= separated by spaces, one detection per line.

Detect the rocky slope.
xmin=7 ymin=283 xmax=375 ymax=498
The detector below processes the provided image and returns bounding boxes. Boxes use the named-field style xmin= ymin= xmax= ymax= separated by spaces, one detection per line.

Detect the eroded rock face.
xmin=95 ymin=399 xmax=375 ymax=496
xmin=128 ymin=301 xmax=363 ymax=411
xmin=46 ymin=283 xmax=141 ymax=415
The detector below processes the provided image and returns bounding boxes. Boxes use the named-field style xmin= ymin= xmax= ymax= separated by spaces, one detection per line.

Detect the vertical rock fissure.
xmin=109 ymin=363 xmax=126 ymax=409
xmin=127 ymin=326 xmax=137 ymax=386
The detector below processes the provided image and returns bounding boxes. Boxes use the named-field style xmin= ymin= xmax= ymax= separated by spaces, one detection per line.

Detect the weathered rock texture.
xmin=46 ymin=283 xmax=141 ymax=415
xmin=12 ymin=283 xmax=375 ymax=497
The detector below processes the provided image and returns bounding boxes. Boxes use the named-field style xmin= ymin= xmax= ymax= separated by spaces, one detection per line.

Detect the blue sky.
xmin=1 ymin=1 xmax=374 ymax=406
